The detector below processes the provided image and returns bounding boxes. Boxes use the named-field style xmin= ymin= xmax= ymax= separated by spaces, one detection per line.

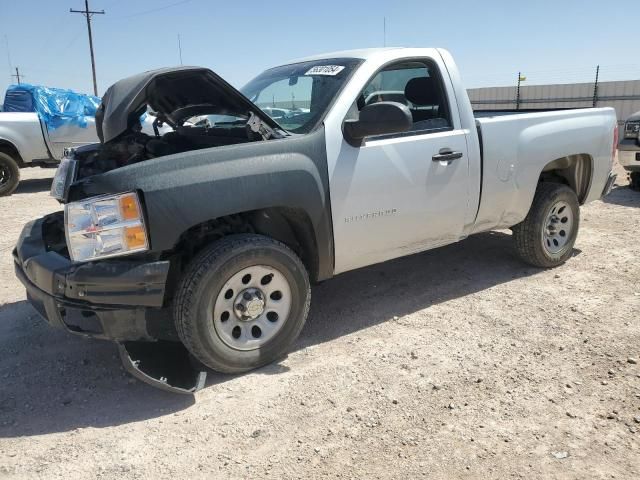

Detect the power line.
xmin=466 ymin=62 xmax=640 ymax=80
xmin=4 ymin=35 xmax=13 ymax=82
xmin=112 ymin=0 xmax=194 ymax=20
xmin=469 ymin=65 xmax=640 ymax=85
xmin=70 ymin=0 xmax=105 ymax=96
xmin=59 ymin=28 xmax=86 ymax=55
xmin=466 ymin=64 xmax=640 ymax=87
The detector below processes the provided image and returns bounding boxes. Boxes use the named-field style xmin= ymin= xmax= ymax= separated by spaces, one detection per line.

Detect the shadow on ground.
xmin=14 ymin=177 xmax=53 ymax=195
xmin=0 ymin=301 xmax=195 ymax=438
xmin=0 ymin=231 xmax=542 ymax=437
xmin=603 ymin=185 xmax=640 ymax=208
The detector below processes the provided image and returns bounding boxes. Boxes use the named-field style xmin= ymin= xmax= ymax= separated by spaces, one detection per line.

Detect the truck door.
xmin=45 ymin=118 xmax=98 ymax=159
xmin=329 ymin=58 xmax=470 ymax=273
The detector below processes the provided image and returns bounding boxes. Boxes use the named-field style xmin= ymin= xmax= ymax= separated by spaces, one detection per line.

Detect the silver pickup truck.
xmin=0 ymin=111 xmax=97 ymax=196
xmin=619 ymin=110 xmax=640 ymax=190
xmin=14 ymin=48 xmax=618 ymax=392
xmin=0 ymin=85 xmax=162 ymax=196
xmin=0 ymin=84 xmax=100 ymax=196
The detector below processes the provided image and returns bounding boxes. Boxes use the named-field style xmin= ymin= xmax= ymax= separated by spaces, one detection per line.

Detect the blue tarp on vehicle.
xmin=2 ymin=84 xmax=101 ymax=131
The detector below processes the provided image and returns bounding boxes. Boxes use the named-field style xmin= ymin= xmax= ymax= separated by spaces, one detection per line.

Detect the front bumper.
xmin=13 ymin=215 xmax=174 ymax=341
xmin=13 ymin=213 xmax=207 ymax=394
xmin=618 ymin=139 xmax=640 ymax=171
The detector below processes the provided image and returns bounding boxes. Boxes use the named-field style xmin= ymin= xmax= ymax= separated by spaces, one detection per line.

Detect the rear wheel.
xmin=0 ymin=151 xmax=20 ymax=197
xmin=174 ymin=234 xmax=311 ymax=374
xmin=512 ymin=182 xmax=580 ymax=268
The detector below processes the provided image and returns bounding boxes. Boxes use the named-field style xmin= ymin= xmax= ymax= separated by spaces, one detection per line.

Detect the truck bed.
xmin=474 ymin=108 xmax=580 ymax=118
xmin=471 ymin=107 xmax=616 ymax=234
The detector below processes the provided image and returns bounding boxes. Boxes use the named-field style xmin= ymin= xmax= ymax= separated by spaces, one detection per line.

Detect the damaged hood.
xmin=95 ymin=66 xmax=281 ymax=143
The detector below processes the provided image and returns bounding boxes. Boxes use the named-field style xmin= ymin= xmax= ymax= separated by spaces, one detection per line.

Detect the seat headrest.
xmin=404 ymin=77 xmax=440 ymax=106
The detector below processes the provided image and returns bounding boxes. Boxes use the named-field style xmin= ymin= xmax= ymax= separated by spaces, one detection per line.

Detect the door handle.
xmin=432 ymin=150 xmax=463 ymax=162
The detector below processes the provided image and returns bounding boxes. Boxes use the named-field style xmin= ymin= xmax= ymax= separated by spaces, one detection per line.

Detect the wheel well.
xmin=0 ymin=141 xmax=24 ymax=167
xmin=539 ymin=153 xmax=592 ymax=204
xmin=170 ymin=207 xmax=320 ymax=281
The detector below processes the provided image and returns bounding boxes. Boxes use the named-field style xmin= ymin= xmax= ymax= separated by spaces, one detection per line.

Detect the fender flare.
xmin=70 ymin=127 xmax=335 ymax=280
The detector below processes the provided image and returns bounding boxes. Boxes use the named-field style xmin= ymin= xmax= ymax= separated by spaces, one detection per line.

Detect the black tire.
xmin=0 ymin=151 xmax=20 ymax=197
xmin=174 ymin=234 xmax=311 ymax=374
xmin=512 ymin=182 xmax=580 ymax=268
xmin=630 ymin=172 xmax=640 ymax=192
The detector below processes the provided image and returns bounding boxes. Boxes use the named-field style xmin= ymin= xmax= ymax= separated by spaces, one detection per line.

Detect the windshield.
xmin=241 ymin=58 xmax=362 ymax=134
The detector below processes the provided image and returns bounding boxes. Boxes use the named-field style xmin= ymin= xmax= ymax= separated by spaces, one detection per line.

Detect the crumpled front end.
xmin=13 ymin=213 xmax=207 ymax=393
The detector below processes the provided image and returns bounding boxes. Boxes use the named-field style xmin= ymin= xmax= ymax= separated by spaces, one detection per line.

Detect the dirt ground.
xmin=0 ymin=165 xmax=638 ymax=480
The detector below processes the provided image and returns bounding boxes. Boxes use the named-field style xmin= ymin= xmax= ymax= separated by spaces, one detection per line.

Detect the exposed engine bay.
xmin=74 ymin=66 xmax=284 ymax=179
xmin=75 ymin=114 xmax=271 ymax=179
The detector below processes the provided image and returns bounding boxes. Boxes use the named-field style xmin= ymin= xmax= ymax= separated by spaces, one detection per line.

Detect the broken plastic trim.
xmin=118 ymin=341 xmax=207 ymax=394
xmin=247 ymin=111 xmax=282 ymax=140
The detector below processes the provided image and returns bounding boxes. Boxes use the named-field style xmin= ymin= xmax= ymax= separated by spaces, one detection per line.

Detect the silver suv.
xmin=619 ymin=111 xmax=640 ymax=191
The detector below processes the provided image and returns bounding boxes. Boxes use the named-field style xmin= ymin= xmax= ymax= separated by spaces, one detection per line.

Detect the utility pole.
xmin=516 ymin=72 xmax=526 ymax=110
xmin=11 ymin=67 xmax=22 ymax=84
xmin=70 ymin=0 xmax=105 ymax=96
xmin=592 ymin=65 xmax=600 ymax=107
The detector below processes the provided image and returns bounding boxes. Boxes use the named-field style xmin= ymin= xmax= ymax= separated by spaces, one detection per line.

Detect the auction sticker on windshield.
xmin=305 ymin=65 xmax=346 ymax=76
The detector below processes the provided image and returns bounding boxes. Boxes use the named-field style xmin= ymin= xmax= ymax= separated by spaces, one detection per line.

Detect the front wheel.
xmin=174 ymin=234 xmax=311 ymax=374
xmin=512 ymin=182 xmax=580 ymax=268
xmin=0 ymin=151 xmax=20 ymax=197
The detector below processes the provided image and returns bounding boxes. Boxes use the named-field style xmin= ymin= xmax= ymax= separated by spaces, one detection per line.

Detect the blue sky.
xmin=1 ymin=0 xmax=639 ymax=97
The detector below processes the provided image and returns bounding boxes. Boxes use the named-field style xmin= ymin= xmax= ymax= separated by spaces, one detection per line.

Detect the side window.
xmin=356 ymin=59 xmax=452 ymax=136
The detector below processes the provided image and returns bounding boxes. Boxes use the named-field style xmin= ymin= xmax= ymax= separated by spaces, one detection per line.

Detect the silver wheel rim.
xmin=0 ymin=164 xmax=10 ymax=186
xmin=211 ymin=265 xmax=292 ymax=351
xmin=542 ymin=200 xmax=574 ymax=255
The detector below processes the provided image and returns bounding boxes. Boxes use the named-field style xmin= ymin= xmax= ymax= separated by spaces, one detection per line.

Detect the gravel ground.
xmin=0 ymin=165 xmax=639 ymax=480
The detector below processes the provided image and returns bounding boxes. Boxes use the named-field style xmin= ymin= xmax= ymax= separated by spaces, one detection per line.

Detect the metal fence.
xmin=467 ymin=80 xmax=640 ymax=123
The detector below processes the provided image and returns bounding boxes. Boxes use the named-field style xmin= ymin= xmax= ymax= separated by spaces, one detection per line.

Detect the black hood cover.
xmin=95 ymin=66 xmax=279 ymax=144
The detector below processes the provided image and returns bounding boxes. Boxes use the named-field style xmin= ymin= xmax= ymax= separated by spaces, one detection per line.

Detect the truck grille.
xmin=42 ymin=212 xmax=69 ymax=258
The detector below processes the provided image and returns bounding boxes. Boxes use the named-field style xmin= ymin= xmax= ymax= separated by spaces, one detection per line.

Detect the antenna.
xmin=178 ymin=34 xmax=183 ymax=66
xmin=383 ymin=17 xmax=386 ymax=47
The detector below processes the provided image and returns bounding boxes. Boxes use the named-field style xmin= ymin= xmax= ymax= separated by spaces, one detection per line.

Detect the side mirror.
xmin=343 ymin=101 xmax=412 ymax=146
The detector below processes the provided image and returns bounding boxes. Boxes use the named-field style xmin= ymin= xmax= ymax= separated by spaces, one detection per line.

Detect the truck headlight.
xmin=624 ymin=121 xmax=640 ymax=139
xmin=50 ymin=157 xmax=77 ymax=200
xmin=65 ymin=192 xmax=149 ymax=262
